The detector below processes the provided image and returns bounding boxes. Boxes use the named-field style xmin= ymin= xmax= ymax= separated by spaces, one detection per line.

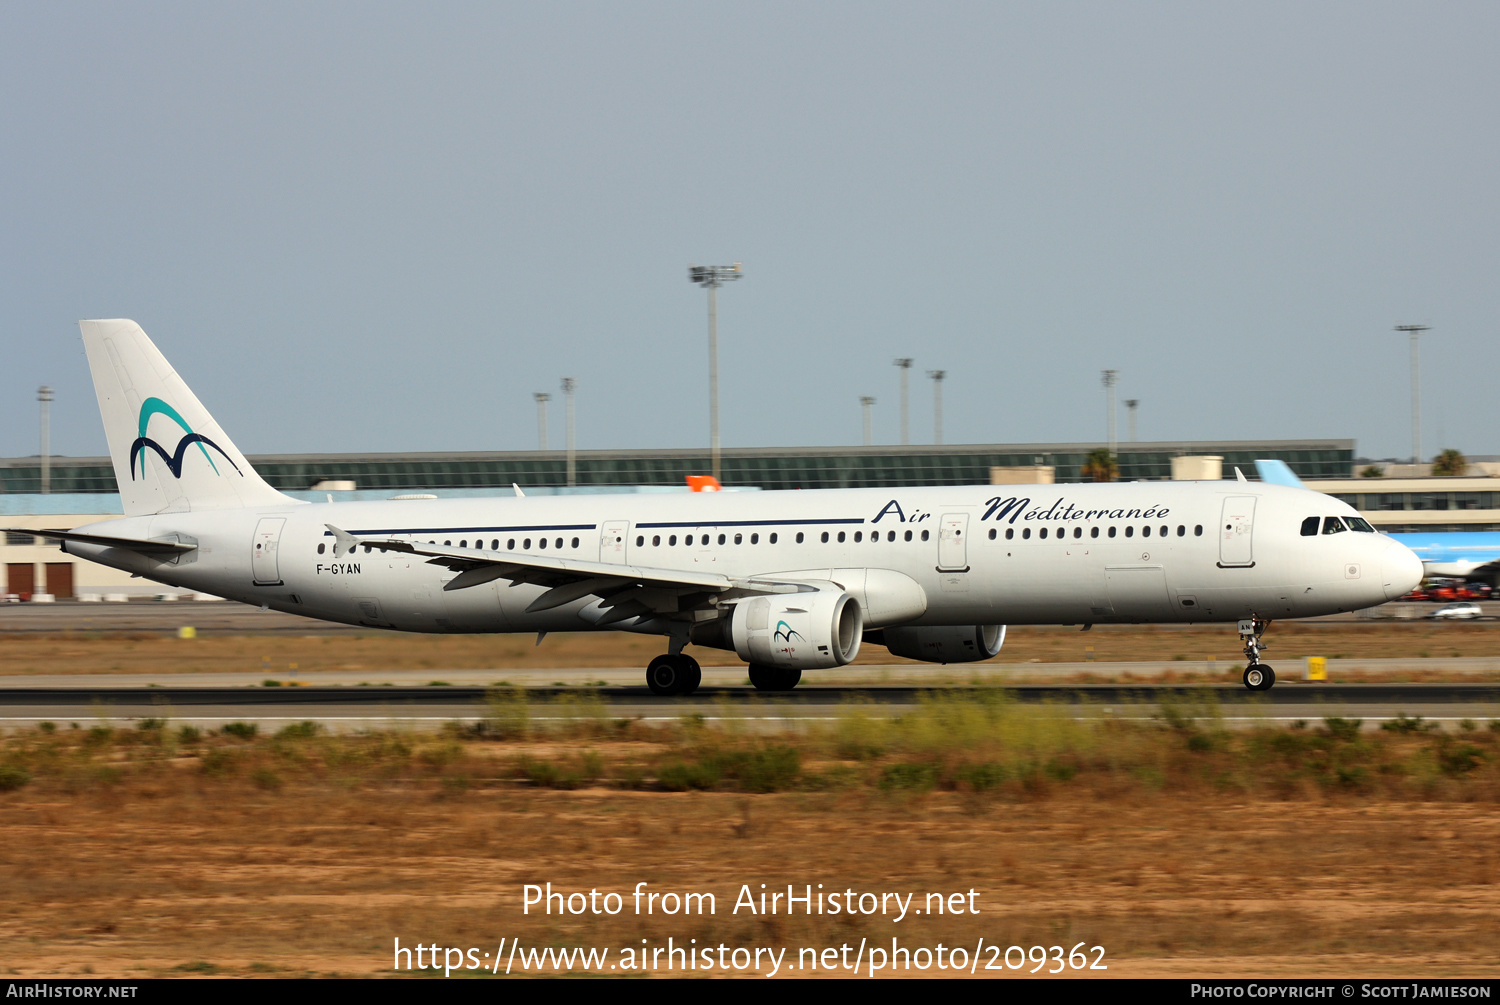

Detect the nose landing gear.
xmin=1238 ymin=616 xmax=1275 ymax=691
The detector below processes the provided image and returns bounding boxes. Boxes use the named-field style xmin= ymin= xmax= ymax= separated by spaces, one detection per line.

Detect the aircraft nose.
xmin=1380 ymin=538 xmax=1424 ymax=601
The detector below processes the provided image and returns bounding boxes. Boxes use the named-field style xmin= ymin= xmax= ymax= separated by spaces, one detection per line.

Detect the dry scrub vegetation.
xmin=5 ymin=619 xmax=1500 ymax=676
xmin=3 ymin=693 xmax=1500 ymax=978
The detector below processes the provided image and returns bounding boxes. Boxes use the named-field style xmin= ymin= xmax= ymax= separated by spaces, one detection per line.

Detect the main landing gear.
xmin=1238 ymin=616 xmax=1276 ymax=691
xmin=646 ymin=653 xmax=701 ymax=696
xmin=748 ymin=665 xmax=801 ymax=692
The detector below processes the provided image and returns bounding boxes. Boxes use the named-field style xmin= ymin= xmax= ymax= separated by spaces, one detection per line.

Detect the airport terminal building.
xmin=4 ymin=438 xmax=1499 ymax=598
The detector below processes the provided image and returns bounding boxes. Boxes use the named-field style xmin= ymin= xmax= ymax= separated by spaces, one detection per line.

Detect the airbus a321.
xmin=17 ymin=320 xmax=1424 ymax=694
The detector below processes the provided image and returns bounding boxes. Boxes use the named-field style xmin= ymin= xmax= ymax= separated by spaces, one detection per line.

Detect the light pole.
xmin=1394 ymin=324 xmax=1430 ymax=465
xmin=561 ymin=378 xmax=576 ymax=488
xmin=893 ymin=358 xmax=913 ymax=446
xmin=38 ymin=385 xmax=53 ymax=495
xmin=859 ymin=396 xmax=876 ymax=447
xmin=927 ymin=370 xmax=945 ymax=445
xmin=1124 ymin=399 xmax=1138 ymax=443
xmin=1101 ymin=370 xmax=1118 ymax=458
xmin=688 ymin=263 xmax=742 ymax=481
xmin=533 ymin=392 xmax=550 ymax=451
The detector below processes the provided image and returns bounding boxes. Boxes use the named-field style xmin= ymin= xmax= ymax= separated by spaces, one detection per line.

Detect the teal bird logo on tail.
xmin=128 ymin=398 xmax=240 ymax=480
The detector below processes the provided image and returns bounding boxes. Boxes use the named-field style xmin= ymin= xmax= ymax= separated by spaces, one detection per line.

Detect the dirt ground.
xmin=4 ymin=782 xmax=1498 ymax=979
xmin=2 ymin=724 xmax=1500 ymax=980
xmin=2 ymin=620 xmax=1499 ymax=677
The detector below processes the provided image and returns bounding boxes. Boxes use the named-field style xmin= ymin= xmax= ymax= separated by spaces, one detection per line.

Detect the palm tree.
xmin=1081 ymin=448 xmax=1118 ymax=482
xmin=1432 ymin=449 xmax=1468 ymax=476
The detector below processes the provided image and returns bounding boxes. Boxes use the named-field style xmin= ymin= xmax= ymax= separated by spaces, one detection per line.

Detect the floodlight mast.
xmin=1101 ymin=370 xmax=1119 ymax=458
xmin=38 ymin=385 xmax=53 ymax=495
xmin=561 ymin=378 xmax=576 ymax=487
xmin=859 ymin=396 xmax=876 ymax=446
xmin=927 ymin=370 xmax=945 ymax=445
xmin=1394 ymin=324 xmax=1430 ymax=465
xmin=893 ymin=358 xmax=913 ymax=445
xmin=688 ymin=263 xmax=742 ymax=481
xmin=533 ymin=392 xmax=550 ymax=451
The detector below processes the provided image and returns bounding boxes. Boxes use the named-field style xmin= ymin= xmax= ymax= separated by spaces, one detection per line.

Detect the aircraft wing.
xmin=2 ymin=528 xmax=198 ymax=557
xmin=326 ymin=524 xmax=812 ymax=624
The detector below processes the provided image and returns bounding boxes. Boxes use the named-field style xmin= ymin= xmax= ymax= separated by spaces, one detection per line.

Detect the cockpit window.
xmin=1300 ymin=517 xmax=1320 ymax=537
xmin=1346 ymin=517 xmax=1376 ymax=533
xmin=1322 ymin=517 xmax=1347 ymax=535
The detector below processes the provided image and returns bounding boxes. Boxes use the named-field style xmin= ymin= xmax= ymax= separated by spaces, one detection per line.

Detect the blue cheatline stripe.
xmin=635 ymin=517 xmax=866 ymax=529
xmin=325 ymin=524 xmax=597 ymax=536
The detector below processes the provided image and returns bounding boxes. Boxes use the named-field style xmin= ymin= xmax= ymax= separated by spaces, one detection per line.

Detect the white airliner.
xmin=18 ymin=320 xmax=1424 ymax=694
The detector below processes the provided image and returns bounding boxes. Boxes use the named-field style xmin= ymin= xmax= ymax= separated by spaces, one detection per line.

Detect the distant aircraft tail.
xmin=79 ymin=319 xmax=297 ymax=516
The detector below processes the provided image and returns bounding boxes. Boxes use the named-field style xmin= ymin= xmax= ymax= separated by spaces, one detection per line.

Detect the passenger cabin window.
xmin=988 ymin=528 xmax=997 ymax=540
xmin=1108 ymin=527 xmax=1117 ymax=538
xmin=1300 ymin=517 xmax=1320 ymax=537
xmin=1322 ymin=517 xmax=1347 ymax=535
xmin=637 ymin=535 xmax=644 ymax=547
xmin=1194 ymin=525 xmax=1203 ymax=536
xmin=1039 ymin=528 xmax=1048 ymax=539
xmin=770 ymin=533 xmax=778 ymax=544
xmin=921 ymin=530 xmax=930 ymax=542
xmin=1022 ymin=528 xmax=1031 ymax=540
xmin=1125 ymin=526 xmax=1134 ymax=538
xmin=751 ymin=533 xmax=759 ymax=544
xmin=1007 ymin=528 xmax=1015 ymax=540
xmin=1089 ymin=527 xmax=1098 ymax=539
xmin=837 ymin=531 xmax=846 ymax=543
xmin=317 ymin=543 xmax=325 ymax=554
xmin=821 ymin=531 xmax=829 ymax=543
xmin=904 ymin=530 xmax=913 ymax=542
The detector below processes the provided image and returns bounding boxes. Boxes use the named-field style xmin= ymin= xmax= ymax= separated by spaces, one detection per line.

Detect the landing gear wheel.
xmin=647 ymin=654 xmax=684 ymax=695
xmin=1242 ymin=664 xmax=1276 ymax=691
xmin=748 ymin=665 xmax=802 ymax=691
xmin=676 ymin=655 xmax=702 ymax=696
xmin=646 ymin=654 xmax=702 ymax=696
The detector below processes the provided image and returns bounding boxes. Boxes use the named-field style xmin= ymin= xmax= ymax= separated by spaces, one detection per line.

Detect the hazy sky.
xmin=3 ymin=3 xmax=1496 ymax=464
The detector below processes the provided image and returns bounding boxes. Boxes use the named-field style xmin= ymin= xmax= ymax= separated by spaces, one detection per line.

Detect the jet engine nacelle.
xmin=877 ymin=624 xmax=1006 ymax=664
xmin=730 ymin=589 xmax=862 ymax=670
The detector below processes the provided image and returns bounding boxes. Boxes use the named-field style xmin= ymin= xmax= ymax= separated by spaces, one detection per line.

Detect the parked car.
xmin=1430 ymin=602 xmax=1483 ymax=620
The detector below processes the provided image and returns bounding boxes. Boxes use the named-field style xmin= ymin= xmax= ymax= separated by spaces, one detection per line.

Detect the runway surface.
xmin=0 ymin=599 xmax=1478 ymax=634
xmin=5 ymin=682 xmax=1497 ymax=731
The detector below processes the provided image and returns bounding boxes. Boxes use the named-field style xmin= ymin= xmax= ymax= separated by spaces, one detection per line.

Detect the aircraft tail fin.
xmin=79 ymin=319 xmax=297 ymax=516
xmin=1253 ymin=459 xmax=1306 ymax=489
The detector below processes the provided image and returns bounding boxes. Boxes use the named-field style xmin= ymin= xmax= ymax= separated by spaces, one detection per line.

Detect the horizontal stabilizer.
xmin=6 ymin=528 xmax=197 ymax=557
